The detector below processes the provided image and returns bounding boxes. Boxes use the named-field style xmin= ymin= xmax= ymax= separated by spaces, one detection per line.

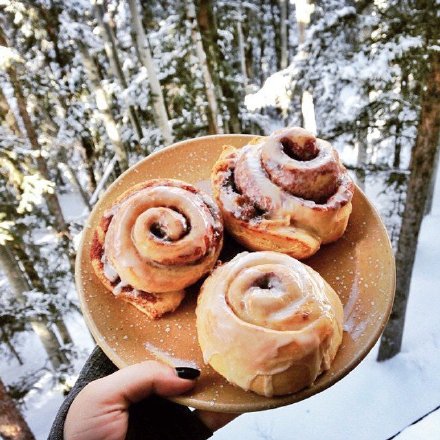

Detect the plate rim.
xmin=75 ymin=134 xmax=396 ymax=413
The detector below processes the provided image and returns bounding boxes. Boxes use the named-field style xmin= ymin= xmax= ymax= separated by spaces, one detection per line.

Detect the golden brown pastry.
xmin=212 ymin=127 xmax=354 ymax=259
xmin=196 ymin=251 xmax=343 ymax=397
xmin=90 ymin=179 xmax=223 ymax=319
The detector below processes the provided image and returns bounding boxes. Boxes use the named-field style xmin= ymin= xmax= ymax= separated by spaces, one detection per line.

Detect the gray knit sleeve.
xmin=48 ymin=346 xmax=213 ymax=440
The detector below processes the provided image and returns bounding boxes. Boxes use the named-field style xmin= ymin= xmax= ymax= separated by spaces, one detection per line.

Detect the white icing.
xmin=104 ymin=181 xmax=222 ymax=293
xmin=216 ymin=129 xmax=354 ymax=249
xmin=104 ymin=204 xmax=118 ymax=218
xmin=144 ymin=342 xmax=199 ymax=369
xmin=103 ymin=259 xmax=119 ymax=283
xmin=196 ymin=252 xmax=343 ymax=397
xmin=113 ymin=278 xmax=130 ymax=295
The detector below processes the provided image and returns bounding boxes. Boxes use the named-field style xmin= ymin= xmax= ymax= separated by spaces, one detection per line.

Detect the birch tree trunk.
xmin=356 ymin=130 xmax=368 ymax=191
xmin=0 ymin=378 xmax=35 ymax=440
xmin=294 ymin=0 xmax=316 ymax=132
xmin=0 ymin=245 xmax=67 ymax=369
xmin=127 ymin=0 xmax=174 ymax=146
xmin=79 ymin=42 xmax=129 ymax=172
xmin=93 ymin=2 xmax=144 ymax=146
xmin=295 ymin=0 xmax=308 ymax=46
xmin=378 ymin=53 xmax=440 ymax=360
xmin=236 ymin=17 xmax=248 ymax=89
xmin=256 ymin=1 xmax=266 ymax=86
xmin=279 ymin=0 xmax=288 ymax=69
xmin=270 ymin=0 xmax=282 ymax=70
xmin=185 ymin=0 xmax=223 ymax=134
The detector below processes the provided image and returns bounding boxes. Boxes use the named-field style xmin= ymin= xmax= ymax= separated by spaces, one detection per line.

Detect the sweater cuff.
xmin=48 ymin=346 xmax=118 ymax=440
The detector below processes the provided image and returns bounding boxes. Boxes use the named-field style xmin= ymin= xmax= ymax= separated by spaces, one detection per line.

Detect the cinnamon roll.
xmin=212 ymin=127 xmax=354 ymax=259
xmin=196 ymin=251 xmax=343 ymax=397
xmin=90 ymin=179 xmax=223 ymax=319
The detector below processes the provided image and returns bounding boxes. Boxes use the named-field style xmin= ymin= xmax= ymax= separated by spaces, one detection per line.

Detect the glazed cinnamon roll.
xmin=90 ymin=179 xmax=223 ymax=319
xmin=212 ymin=127 xmax=354 ymax=259
xmin=196 ymin=251 xmax=343 ymax=397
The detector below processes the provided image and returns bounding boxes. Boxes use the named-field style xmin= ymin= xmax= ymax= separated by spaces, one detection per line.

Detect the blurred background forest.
xmin=0 ymin=0 xmax=439 ymax=439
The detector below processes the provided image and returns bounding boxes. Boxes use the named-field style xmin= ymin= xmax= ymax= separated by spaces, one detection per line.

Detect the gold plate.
xmin=76 ymin=135 xmax=395 ymax=413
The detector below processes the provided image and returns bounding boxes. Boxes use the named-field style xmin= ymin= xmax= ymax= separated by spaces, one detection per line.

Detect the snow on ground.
xmin=394 ymin=407 xmax=440 ymax=439
xmin=2 ymin=170 xmax=439 ymax=440
xmin=58 ymin=191 xmax=89 ymax=222
xmin=0 ymin=306 xmax=94 ymax=438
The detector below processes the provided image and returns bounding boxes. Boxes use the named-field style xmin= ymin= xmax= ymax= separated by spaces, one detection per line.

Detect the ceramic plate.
xmin=76 ymin=135 xmax=395 ymax=413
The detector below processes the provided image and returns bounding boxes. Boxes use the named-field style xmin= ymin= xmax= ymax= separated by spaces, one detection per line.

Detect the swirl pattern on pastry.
xmin=90 ymin=179 xmax=223 ymax=319
xmin=196 ymin=251 xmax=343 ymax=397
xmin=212 ymin=127 xmax=355 ymax=259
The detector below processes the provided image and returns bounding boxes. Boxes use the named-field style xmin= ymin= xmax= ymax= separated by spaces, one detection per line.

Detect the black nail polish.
xmin=175 ymin=367 xmax=200 ymax=380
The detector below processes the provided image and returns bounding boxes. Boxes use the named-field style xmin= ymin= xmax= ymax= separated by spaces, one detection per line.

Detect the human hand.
xmin=64 ymin=361 xmax=238 ymax=440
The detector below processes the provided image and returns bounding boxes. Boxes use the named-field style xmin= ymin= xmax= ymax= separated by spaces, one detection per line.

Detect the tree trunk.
xmin=245 ymin=5 xmax=258 ymax=86
xmin=0 ymin=378 xmax=35 ymax=440
xmin=39 ymin=2 xmax=69 ymax=70
xmin=236 ymin=17 xmax=248 ymax=89
xmin=61 ymin=161 xmax=92 ymax=211
xmin=79 ymin=42 xmax=129 ymax=172
xmin=89 ymin=155 xmax=118 ymax=206
xmin=0 ymin=245 xmax=67 ymax=369
xmin=185 ymin=0 xmax=223 ymax=134
xmin=258 ymin=1 xmax=267 ymax=86
xmin=81 ymin=135 xmax=98 ymax=193
xmin=197 ymin=0 xmax=241 ymax=133
xmin=295 ymin=0 xmax=314 ymax=46
xmin=93 ymin=3 xmax=144 ymax=146
xmin=356 ymin=131 xmax=368 ymax=191
xmin=424 ymin=141 xmax=439 ymax=215
xmin=54 ymin=318 xmax=73 ymax=346
xmin=0 ymin=87 xmax=21 ymax=135
xmin=0 ymin=327 xmax=23 ymax=365
xmin=393 ymin=137 xmax=402 ymax=169
xmin=294 ymin=0 xmax=316 ymax=130
xmin=378 ymin=53 xmax=440 ymax=360
xmin=279 ymin=0 xmax=288 ymax=69
xmin=127 ymin=0 xmax=174 ymax=146
xmin=0 ymin=30 xmax=75 ymax=272
xmin=270 ymin=0 xmax=282 ymax=70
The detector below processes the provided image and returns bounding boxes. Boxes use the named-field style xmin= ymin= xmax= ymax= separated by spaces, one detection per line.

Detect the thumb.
xmin=88 ymin=361 xmax=198 ymax=409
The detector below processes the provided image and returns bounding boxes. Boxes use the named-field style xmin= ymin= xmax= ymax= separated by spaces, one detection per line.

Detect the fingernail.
xmin=175 ymin=367 xmax=200 ymax=380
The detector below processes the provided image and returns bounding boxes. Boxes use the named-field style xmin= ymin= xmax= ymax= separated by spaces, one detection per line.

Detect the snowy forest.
xmin=0 ymin=0 xmax=439 ymax=439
